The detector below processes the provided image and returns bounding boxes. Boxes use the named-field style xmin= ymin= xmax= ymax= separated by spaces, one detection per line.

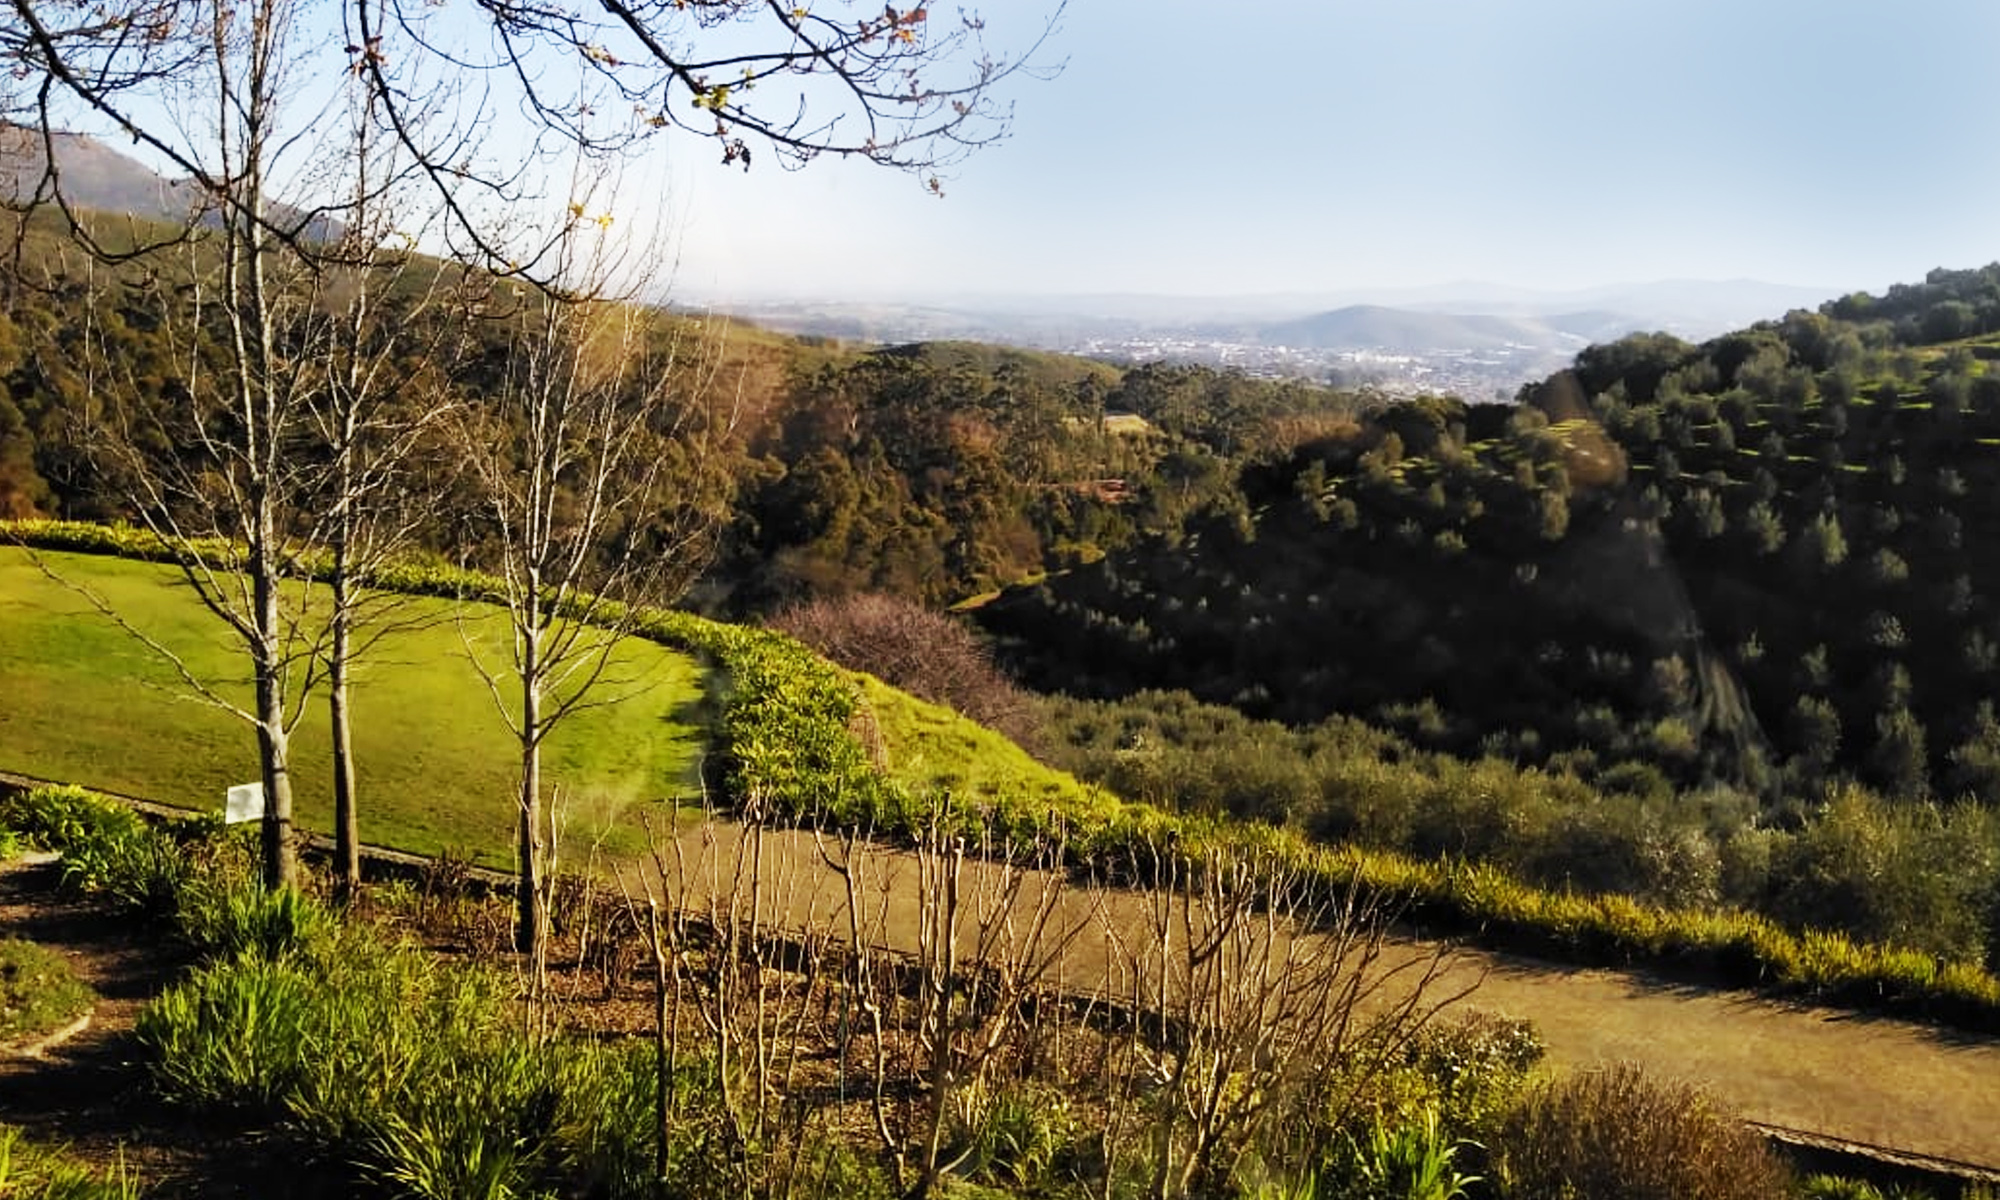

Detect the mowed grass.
xmin=0 ymin=548 xmax=707 ymax=866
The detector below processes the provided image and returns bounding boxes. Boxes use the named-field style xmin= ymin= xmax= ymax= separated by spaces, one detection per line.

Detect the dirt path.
xmin=7 ymin=802 xmax=2000 ymax=1183
xmin=1434 ymin=953 xmax=2000 ymax=1171
xmin=0 ymin=855 xmax=353 ymax=1197
xmin=653 ymin=821 xmax=2000 ymax=1174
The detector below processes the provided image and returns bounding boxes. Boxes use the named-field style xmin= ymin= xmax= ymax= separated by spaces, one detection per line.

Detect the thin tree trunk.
xmin=330 ymin=608 xmax=360 ymax=904
xmin=517 ymin=622 xmax=545 ymax=961
xmin=252 ymin=621 xmax=298 ymax=889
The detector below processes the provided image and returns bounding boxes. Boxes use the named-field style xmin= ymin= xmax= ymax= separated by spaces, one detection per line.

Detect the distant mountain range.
xmin=1210 ymin=305 xmax=1625 ymax=354
xmin=0 ymin=125 xmax=341 ymax=241
xmin=712 ymin=277 xmax=1841 ymax=397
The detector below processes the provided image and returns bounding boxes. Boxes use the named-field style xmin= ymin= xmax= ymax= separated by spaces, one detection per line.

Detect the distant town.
xmin=717 ymin=280 xmax=1833 ymax=402
xmin=1062 ymin=332 xmax=1576 ymax=401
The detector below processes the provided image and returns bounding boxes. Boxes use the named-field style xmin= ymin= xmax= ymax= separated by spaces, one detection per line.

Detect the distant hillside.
xmin=977 ymin=263 xmax=2000 ymax=807
xmin=0 ymin=126 xmax=193 ymax=219
xmin=1242 ymin=304 xmax=1632 ymax=354
xmin=0 ymin=124 xmax=340 ymax=240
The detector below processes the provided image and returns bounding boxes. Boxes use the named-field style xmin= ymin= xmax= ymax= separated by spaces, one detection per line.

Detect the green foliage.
xmin=1766 ymin=788 xmax=1998 ymax=962
xmin=0 ymin=1124 xmax=142 ymax=1200
xmin=1794 ymin=1177 xmax=1940 ymax=1200
xmin=1494 ymin=1064 xmax=1792 ymax=1200
xmin=953 ymin=1082 xmax=1077 ymax=1190
xmin=176 ymin=861 xmax=334 ymax=963
xmin=1347 ymin=1107 xmax=1481 ymax=1200
xmin=0 ymin=938 xmax=95 ymax=1046
xmin=0 ymin=785 xmax=188 ymax=915
xmin=137 ymin=911 xmax=667 ymax=1200
xmin=137 ymin=953 xmax=321 ymax=1114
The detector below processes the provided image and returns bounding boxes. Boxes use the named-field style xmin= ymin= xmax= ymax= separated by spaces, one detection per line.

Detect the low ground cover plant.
xmin=1494 ymin=1063 xmax=1792 ymax=1200
xmin=0 ymin=937 xmax=94 ymax=1047
xmin=0 ymin=1123 xmax=141 ymax=1200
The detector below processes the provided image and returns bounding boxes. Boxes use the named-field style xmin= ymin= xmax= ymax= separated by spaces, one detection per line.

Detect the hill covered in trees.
xmin=977 ymin=264 xmax=2000 ymax=813
xmin=0 ymin=209 xmax=1372 ymax=617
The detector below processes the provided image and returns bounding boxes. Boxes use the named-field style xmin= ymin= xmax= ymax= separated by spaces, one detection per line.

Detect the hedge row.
xmin=9 ymin=519 xmax=2000 ymax=1031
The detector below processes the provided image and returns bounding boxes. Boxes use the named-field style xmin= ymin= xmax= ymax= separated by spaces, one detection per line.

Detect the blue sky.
xmin=45 ymin=0 xmax=2000 ymax=306
xmin=653 ymin=0 xmax=2000 ymax=304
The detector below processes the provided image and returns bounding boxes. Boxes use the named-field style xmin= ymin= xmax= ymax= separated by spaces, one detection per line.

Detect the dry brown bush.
xmin=770 ymin=592 xmax=1044 ymax=752
xmin=1495 ymin=1062 xmax=1792 ymax=1200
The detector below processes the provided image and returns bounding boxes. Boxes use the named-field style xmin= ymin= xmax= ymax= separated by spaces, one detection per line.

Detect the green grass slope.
xmin=0 ymin=547 xmax=705 ymax=863
xmin=851 ymin=672 xmax=1123 ymax=834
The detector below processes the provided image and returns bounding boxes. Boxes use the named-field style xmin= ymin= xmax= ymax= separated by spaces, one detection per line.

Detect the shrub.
xmin=174 ymin=843 xmax=331 ymax=962
xmin=139 ymin=923 xmax=690 ymax=1200
xmin=136 ymin=953 xmax=319 ymax=1115
xmin=0 ymin=785 xmax=190 ymax=916
xmin=770 ymin=592 xmax=1045 ymax=752
xmin=1767 ymin=788 xmax=1999 ymax=964
xmin=1493 ymin=1063 xmax=1791 ymax=1200
xmin=1347 ymin=1106 xmax=1482 ymax=1200
xmin=1401 ymin=1012 xmax=1545 ymax=1138
xmin=954 ymin=1081 xmax=1077 ymax=1189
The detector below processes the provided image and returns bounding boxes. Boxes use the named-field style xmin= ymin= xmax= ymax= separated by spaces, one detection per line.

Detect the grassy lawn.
xmin=0 ymin=938 xmax=94 ymax=1046
xmin=0 ymin=548 xmax=707 ymax=866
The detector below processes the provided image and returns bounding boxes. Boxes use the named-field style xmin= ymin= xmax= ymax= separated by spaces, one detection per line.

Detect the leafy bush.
xmin=138 ymin=918 xmax=680 ymax=1200
xmin=1398 ymin=1013 xmax=1545 ymax=1139
xmin=1765 ymin=788 xmax=1999 ymax=963
xmin=1493 ymin=1063 xmax=1791 ymax=1200
xmin=770 ymin=592 xmax=1044 ymax=752
xmin=1347 ymin=1107 xmax=1481 ymax=1200
xmin=136 ymin=952 xmax=319 ymax=1114
xmin=0 ymin=785 xmax=189 ymax=916
xmin=954 ymin=1081 xmax=1077 ymax=1189
xmin=173 ymin=836 xmax=330 ymax=961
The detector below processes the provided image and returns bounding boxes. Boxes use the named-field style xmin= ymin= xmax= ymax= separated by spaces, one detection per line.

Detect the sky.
xmin=38 ymin=0 xmax=2000 ymax=308
xmin=648 ymin=0 xmax=2000 ymax=306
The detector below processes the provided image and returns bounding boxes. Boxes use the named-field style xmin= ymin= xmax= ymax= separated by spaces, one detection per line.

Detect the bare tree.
xmin=1101 ymin=844 xmax=1479 ymax=1200
xmin=453 ymin=200 xmax=735 ymax=969
xmin=308 ymin=58 xmax=466 ymax=905
xmin=13 ymin=0 xmax=349 ymax=890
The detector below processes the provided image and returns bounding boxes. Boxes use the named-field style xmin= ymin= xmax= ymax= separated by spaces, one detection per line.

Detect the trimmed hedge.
xmin=8 ymin=519 xmax=2000 ymax=1031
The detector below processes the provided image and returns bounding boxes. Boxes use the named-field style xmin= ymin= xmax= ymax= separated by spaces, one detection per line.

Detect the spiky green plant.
xmin=0 ymin=1123 xmax=144 ymax=1199
xmin=1352 ymin=1107 xmax=1481 ymax=1200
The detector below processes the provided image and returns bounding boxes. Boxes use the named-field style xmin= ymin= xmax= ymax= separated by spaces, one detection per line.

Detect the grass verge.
xmin=0 ymin=938 xmax=95 ymax=1048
